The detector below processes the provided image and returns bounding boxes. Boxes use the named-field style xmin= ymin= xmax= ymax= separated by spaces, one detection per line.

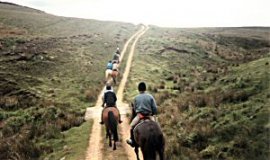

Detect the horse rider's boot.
xmin=126 ymin=129 xmax=135 ymax=147
xmin=99 ymin=119 xmax=104 ymax=124
xmin=119 ymin=115 xmax=123 ymax=124
xmin=99 ymin=109 xmax=104 ymax=125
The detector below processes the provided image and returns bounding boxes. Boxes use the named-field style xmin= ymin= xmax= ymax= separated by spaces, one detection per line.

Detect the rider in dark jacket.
xmin=100 ymin=85 xmax=122 ymax=124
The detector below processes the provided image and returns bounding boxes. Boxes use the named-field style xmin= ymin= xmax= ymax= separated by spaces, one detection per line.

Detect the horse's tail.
xmin=158 ymin=134 xmax=165 ymax=160
xmin=108 ymin=111 xmax=119 ymax=141
xmin=143 ymin=124 xmax=165 ymax=160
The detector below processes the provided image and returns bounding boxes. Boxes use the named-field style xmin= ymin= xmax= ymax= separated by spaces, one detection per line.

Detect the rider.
xmin=116 ymin=47 xmax=120 ymax=54
xmin=112 ymin=60 xmax=118 ymax=71
xmin=100 ymin=84 xmax=122 ymax=124
xmin=112 ymin=48 xmax=120 ymax=64
xmin=126 ymin=82 xmax=158 ymax=147
xmin=111 ymin=61 xmax=119 ymax=84
xmin=106 ymin=60 xmax=113 ymax=70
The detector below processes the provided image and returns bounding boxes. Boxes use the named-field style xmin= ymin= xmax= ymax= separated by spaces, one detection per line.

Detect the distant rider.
xmin=106 ymin=60 xmax=113 ymax=70
xmin=112 ymin=48 xmax=120 ymax=64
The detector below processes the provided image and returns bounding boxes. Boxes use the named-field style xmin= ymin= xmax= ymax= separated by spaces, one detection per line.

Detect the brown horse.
xmin=102 ymin=107 xmax=120 ymax=150
xmin=131 ymin=103 xmax=165 ymax=160
xmin=111 ymin=70 xmax=119 ymax=84
xmin=111 ymin=62 xmax=119 ymax=84
xmin=105 ymin=69 xmax=113 ymax=85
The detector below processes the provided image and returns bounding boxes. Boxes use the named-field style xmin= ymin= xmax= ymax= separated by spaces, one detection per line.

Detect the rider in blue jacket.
xmin=126 ymin=82 xmax=158 ymax=147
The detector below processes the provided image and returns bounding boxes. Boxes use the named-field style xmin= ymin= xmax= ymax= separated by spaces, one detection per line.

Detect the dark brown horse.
xmin=102 ymin=107 xmax=120 ymax=150
xmin=131 ymin=103 xmax=165 ymax=160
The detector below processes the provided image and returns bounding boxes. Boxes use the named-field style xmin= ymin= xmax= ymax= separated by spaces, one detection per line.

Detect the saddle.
xmin=136 ymin=118 xmax=151 ymax=128
xmin=138 ymin=113 xmax=151 ymax=120
xmin=104 ymin=105 xmax=117 ymax=108
xmin=133 ymin=113 xmax=152 ymax=131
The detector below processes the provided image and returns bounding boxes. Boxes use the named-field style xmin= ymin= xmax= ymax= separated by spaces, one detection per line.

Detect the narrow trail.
xmin=117 ymin=25 xmax=149 ymax=160
xmin=84 ymin=25 xmax=148 ymax=160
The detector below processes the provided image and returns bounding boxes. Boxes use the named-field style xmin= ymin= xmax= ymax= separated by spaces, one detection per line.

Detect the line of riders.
xmin=105 ymin=47 xmax=121 ymax=85
xmin=100 ymin=47 xmax=159 ymax=148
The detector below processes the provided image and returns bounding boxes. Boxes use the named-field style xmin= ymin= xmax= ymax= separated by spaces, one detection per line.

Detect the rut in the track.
xmin=84 ymin=25 xmax=148 ymax=160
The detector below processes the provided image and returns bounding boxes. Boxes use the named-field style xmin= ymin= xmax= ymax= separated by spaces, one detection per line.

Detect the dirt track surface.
xmin=85 ymin=25 xmax=148 ymax=160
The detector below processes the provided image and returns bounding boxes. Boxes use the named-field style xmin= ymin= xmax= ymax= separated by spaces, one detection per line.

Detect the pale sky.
xmin=3 ymin=0 xmax=270 ymax=27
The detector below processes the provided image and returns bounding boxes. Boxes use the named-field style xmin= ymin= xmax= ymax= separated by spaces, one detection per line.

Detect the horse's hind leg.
xmin=106 ymin=128 xmax=109 ymax=139
xmin=108 ymin=132 xmax=112 ymax=147
xmin=113 ymin=141 xmax=116 ymax=150
xmin=106 ymin=132 xmax=108 ymax=139
xmin=113 ymin=77 xmax=116 ymax=84
xmin=135 ymin=146 xmax=140 ymax=160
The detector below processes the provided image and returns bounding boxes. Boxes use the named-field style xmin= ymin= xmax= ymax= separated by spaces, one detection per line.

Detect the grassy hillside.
xmin=0 ymin=2 xmax=137 ymax=159
xmin=124 ymin=26 xmax=270 ymax=159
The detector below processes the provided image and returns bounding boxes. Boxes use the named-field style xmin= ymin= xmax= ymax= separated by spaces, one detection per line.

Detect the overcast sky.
xmin=3 ymin=0 xmax=270 ymax=27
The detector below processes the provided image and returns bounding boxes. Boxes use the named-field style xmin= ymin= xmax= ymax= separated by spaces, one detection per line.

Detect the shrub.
xmin=172 ymin=85 xmax=181 ymax=91
xmin=223 ymin=90 xmax=250 ymax=103
xmin=165 ymin=75 xmax=174 ymax=81
xmin=44 ymin=124 xmax=61 ymax=139
xmin=177 ymin=99 xmax=189 ymax=112
xmin=190 ymin=94 xmax=206 ymax=108
xmin=159 ymin=81 xmax=166 ymax=89
xmin=155 ymin=91 xmax=171 ymax=106
xmin=84 ymin=89 xmax=97 ymax=102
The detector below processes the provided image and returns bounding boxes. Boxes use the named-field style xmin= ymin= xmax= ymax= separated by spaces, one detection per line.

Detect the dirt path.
xmin=117 ymin=25 xmax=149 ymax=160
xmin=84 ymin=25 xmax=148 ymax=160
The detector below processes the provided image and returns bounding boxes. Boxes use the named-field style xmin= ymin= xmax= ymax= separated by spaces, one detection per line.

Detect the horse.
xmin=130 ymin=103 xmax=165 ymax=160
xmin=102 ymin=107 xmax=120 ymax=150
xmin=111 ymin=61 xmax=120 ymax=84
xmin=105 ymin=69 xmax=113 ymax=85
xmin=111 ymin=69 xmax=119 ymax=84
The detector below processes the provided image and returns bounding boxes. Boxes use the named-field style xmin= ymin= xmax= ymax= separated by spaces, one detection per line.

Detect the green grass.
xmin=1 ymin=2 xmax=269 ymax=159
xmin=43 ymin=120 xmax=93 ymax=160
xmin=124 ymin=26 xmax=270 ymax=159
xmin=0 ymin=2 xmax=137 ymax=159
